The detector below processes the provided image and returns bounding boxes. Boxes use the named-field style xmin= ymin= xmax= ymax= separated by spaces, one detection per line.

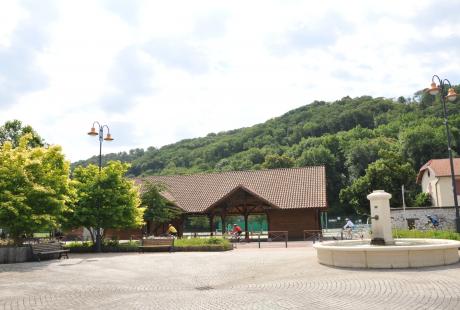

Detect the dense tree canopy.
xmin=141 ymin=181 xmax=183 ymax=232
xmin=0 ymin=135 xmax=73 ymax=245
xmin=73 ymin=87 xmax=460 ymax=215
xmin=339 ymin=151 xmax=418 ymax=214
xmin=67 ymin=161 xmax=143 ymax=243
xmin=0 ymin=120 xmax=44 ymax=148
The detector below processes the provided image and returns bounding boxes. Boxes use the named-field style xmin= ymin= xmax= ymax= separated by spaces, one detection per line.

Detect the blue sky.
xmin=1 ymin=0 xmax=459 ymax=161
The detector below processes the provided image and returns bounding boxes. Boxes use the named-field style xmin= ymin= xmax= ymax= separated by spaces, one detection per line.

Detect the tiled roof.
xmin=139 ymin=166 xmax=327 ymax=213
xmin=416 ymin=158 xmax=460 ymax=183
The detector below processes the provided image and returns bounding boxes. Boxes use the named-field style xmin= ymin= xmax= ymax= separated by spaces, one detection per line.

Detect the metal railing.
xmin=303 ymin=230 xmax=323 ymax=243
xmin=257 ymin=231 xmax=288 ymax=248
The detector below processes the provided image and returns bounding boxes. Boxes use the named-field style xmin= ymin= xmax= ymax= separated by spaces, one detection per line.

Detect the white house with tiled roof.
xmin=416 ymin=158 xmax=460 ymax=207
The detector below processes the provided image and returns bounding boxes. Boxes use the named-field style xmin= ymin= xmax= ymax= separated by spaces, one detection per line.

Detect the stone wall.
xmin=390 ymin=207 xmax=456 ymax=230
xmin=267 ymin=208 xmax=319 ymax=239
xmin=0 ymin=247 xmax=32 ymax=264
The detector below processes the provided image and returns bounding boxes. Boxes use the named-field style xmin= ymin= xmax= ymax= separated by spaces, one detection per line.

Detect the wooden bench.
xmin=138 ymin=238 xmax=175 ymax=253
xmin=31 ymin=242 xmax=69 ymax=262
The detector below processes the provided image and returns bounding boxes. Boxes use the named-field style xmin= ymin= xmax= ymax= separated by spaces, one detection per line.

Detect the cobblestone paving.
xmin=1 ymin=244 xmax=460 ymax=309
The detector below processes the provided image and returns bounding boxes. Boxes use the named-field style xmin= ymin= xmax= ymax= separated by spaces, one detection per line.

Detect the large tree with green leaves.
xmin=0 ymin=135 xmax=73 ymax=245
xmin=68 ymin=161 xmax=143 ymax=245
xmin=339 ymin=151 xmax=417 ymax=214
xmin=141 ymin=181 xmax=183 ymax=233
xmin=263 ymin=154 xmax=294 ymax=169
xmin=399 ymin=122 xmax=452 ymax=169
xmin=0 ymin=120 xmax=43 ymax=148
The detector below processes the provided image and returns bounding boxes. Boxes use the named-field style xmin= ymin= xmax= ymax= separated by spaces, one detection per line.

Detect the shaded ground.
xmin=0 ymin=242 xmax=459 ymax=309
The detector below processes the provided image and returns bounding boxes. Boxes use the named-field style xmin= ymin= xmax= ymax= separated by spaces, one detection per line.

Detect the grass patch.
xmin=174 ymin=237 xmax=228 ymax=247
xmin=33 ymin=232 xmax=50 ymax=238
xmin=174 ymin=237 xmax=232 ymax=251
xmin=393 ymin=229 xmax=460 ymax=240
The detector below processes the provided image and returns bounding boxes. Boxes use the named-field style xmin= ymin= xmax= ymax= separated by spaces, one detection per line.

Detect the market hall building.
xmin=140 ymin=166 xmax=327 ymax=240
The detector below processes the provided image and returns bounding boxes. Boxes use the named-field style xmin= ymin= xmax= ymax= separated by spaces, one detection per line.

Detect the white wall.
xmin=420 ymin=169 xmax=459 ymax=207
xmin=420 ymin=168 xmax=439 ymax=206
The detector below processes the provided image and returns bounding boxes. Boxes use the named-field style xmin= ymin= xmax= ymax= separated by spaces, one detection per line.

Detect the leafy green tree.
xmin=68 ymin=161 xmax=143 ymax=246
xmin=296 ymin=144 xmax=348 ymax=214
xmin=340 ymin=151 xmax=417 ymax=214
xmin=188 ymin=216 xmax=210 ymax=231
xmin=141 ymin=181 xmax=183 ymax=233
xmin=0 ymin=135 xmax=73 ymax=245
xmin=343 ymin=137 xmax=394 ymax=181
xmin=413 ymin=192 xmax=432 ymax=208
xmin=400 ymin=123 xmax=451 ymax=169
xmin=0 ymin=120 xmax=43 ymax=148
xmin=263 ymin=154 xmax=294 ymax=169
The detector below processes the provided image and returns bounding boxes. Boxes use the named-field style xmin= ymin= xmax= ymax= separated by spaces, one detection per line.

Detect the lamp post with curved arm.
xmin=426 ymin=75 xmax=460 ymax=232
xmin=88 ymin=121 xmax=114 ymax=252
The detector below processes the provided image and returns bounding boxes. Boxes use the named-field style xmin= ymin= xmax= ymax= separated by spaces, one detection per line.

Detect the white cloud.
xmin=1 ymin=0 xmax=458 ymax=162
xmin=0 ymin=1 xmax=27 ymax=48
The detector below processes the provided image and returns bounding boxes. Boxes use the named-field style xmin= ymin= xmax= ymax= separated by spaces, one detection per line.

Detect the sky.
xmin=1 ymin=0 xmax=460 ymax=162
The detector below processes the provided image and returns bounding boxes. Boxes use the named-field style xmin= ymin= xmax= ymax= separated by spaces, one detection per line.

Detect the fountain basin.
xmin=314 ymin=238 xmax=460 ymax=268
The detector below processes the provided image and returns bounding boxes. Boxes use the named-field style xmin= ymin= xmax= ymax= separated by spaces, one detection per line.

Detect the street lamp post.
xmin=88 ymin=121 xmax=114 ymax=252
xmin=427 ymin=75 xmax=460 ymax=232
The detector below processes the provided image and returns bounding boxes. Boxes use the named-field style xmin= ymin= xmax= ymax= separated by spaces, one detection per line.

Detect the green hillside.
xmin=73 ymin=88 xmax=460 ymax=215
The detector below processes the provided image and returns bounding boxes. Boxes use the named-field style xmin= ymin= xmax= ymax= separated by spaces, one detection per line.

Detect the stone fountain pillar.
xmin=367 ymin=190 xmax=394 ymax=245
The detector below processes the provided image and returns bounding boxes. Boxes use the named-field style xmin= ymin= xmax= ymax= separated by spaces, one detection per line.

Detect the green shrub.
xmin=103 ymin=238 xmax=120 ymax=247
xmin=174 ymin=237 xmax=230 ymax=247
xmin=413 ymin=192 xmax=432 ymax=207
xmin=65 ymin=241 xmax=93 ymax=248
xmin=206 ymin=237 xmax=222 ymax=245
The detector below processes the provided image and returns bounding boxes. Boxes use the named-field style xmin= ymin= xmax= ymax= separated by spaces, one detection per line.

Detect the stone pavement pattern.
xmin=1 ymin=244 xmax=460 ymax=310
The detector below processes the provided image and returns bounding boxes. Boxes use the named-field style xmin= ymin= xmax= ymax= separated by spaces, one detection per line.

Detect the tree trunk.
xmin=87 ymin=227 xmax=95 ymax=244
xmin=221 ymin=215 xmax=227 ymax=234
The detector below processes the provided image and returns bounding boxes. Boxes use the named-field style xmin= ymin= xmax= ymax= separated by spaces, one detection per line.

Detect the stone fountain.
xmin=314 ymin=190 xmax=460 ymax=268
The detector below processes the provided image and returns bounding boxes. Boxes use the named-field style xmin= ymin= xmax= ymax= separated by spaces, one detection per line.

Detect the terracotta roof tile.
xmin=139 ymin=166 xmax=327 ymax=213
xmin=417 ymin=158 xmax=460 ymax=183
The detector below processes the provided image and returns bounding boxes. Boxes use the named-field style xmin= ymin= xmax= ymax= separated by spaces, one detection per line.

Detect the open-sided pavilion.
xmin=141 ymin=166 xmax=327 ymax=240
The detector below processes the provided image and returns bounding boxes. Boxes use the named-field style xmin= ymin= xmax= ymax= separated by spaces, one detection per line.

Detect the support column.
xmin=180 ymin=214 xmax=187 ymax=238
xmin=265 ymin=209 xmax=271 ymax=232
xmin=221 ymin=214 xmax=227 ymax=234
xmin=244 ymin=212 xmax=249 ymax=241
xmin=316 ymin=209 xmax=320 ymax=230
xmin=209 ymin=214 xmax=214 ymax=236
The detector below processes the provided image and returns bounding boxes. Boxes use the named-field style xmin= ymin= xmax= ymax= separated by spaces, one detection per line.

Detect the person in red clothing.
xmin=231 ymin=224 xmax=242 ymax=238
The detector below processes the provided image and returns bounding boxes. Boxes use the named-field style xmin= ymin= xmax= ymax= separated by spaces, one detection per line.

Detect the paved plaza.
xmin=1 ymin=242 xmax=460 ymax=310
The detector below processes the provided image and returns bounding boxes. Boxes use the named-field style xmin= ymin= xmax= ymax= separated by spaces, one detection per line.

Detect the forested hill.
xmin=73 ymin=88 xmax=460 ymax=215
